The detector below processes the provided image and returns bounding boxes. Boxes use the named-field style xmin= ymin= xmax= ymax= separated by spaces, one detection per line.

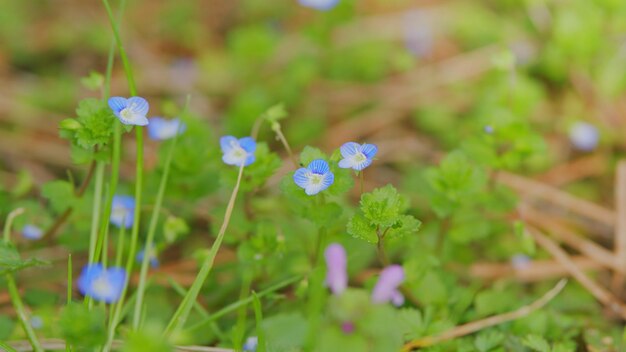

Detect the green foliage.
xmin=0 ymin=242 xmax=49 ymax=275
xmin=60 ymin=303 xmax=107 ymax=348
xmin=41 ymin=180 xmax=76 ymax=214
xmin=60 ymin=98 xmax=118 ymax=151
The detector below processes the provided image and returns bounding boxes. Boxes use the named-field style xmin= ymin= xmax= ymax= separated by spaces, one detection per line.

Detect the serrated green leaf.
xmin=0 ymin=242 xmax=48 ymax=275
xmin=60 ymin=303 xmax=107 ymax=348
xmin=347 ymin=214 xmax=378 ymax=243
xmin=387 ymin=215 xmax=421 ymax=239
xmin=522 ymin=334 xmax=551 ymax=352
xmin=360 ymin=184 xmax=403 ymax=228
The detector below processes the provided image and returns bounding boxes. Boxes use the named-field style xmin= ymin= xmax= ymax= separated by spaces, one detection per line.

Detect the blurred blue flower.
xmin=371 ymin=265 xmax=404 ymax=306
xmin=243 ymin=336 xmax=258 ymax=352
xmin=22 ymin=224 xmax=43 ymax=240
xmin=30 ymin=316 xmax=43 ymax=330
xmin=404 ymin=10 xmax=433 ymax=58
xmin=569 ymin=121 xmax=599 ymax=151
xmin=136 ymin=245 xmax=159 ymax=268
xmin=77 ymin=264 xmax=126 ymax=303
xmin=220 ymin=136 xmax=257 ymax=167
xmin=338 ymin=142 xmax=378 ymax=171
xmin=147 ymin=117 xmax=186 ymax=141
xmin=324 ymin=243 xmax=347 ymax=295
xmin=108 ymin=96 xmax=150 ymax=126
xmin=111 ymin=195 xmax=135 ymax=229
xmin=293 ymin=159 xmax=334 ymax=195
xmin=511 ymin=254 xmax=531 ymax=271
xmin=298 ymin=0 xmax=339 ymax=11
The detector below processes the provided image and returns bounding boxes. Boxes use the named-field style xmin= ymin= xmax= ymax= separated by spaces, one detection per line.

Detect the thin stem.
xmin=401 ymin=279 xmax=568 ymax=350
xmin=66 ymin=254 xmax=72 ymax=352
xmin=359 ymin=170 xmax=364 ymax=195
xmin=165 ymin=163 xmax=246 ymax=336
xmin=5 ymin=276 xmax=43 ymax=352
xmin=232 ymin=273 xmax=252 ymax=350
xmin=133 ymin=121 xmax=184 ymax=328
xmin=3 ymin=208 xmax=24 ymax=243
xmin=272 ymin=124 xmax=298 ymax=168
xmin=0 ymin=341 xmax=18 ymax=352
xmin=115 ymin=225 xmax=127 ymax=268
xmin=186 ymin=275 xmax=302 ymax=332
xmin=88 ymin=162 xmax=106 ymax=264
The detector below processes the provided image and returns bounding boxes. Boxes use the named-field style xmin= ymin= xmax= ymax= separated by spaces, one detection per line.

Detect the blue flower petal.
xmin=220 ymin=136 xmax=238 ymax=153
xmin=22 ymin=224 xmax=43 ymax=240
xmin=308 ymin=159 xmax=330 ymax=174
xmin=298 ymin=0 xmax=340 ymax=11
xmin=111 ymin=195 xmax=135 ymax=229
xmin=238 ymin=137 xmax=257 ymax=153
xmin=148 ymin=117 xmax=185 ymax=140
xmin=353 ymin=158 xmax=373 ymax=171
xmin=360 ymin=143 xmax=378 ymax=159
xmin=127 ymin=96 xmax=149 ymax=117
xmin=108 ymin=97 xmax=128 ymax=115
xmin=244 ymin=154 xmax=256 ymax=166
xmin=340 ymin=142 xmax=360 ymax=158
xmin=321 ymin=171 xmax=334 ymax=189
xmin=293 ymin=168 xmax=310 ymax=189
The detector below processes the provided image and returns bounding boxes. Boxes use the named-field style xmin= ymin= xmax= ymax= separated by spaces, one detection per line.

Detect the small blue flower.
xmin=22 ymin=224 xmax=43 ymax=240
xmin=77 ymin=264 xmax=126 ymax=303
xmin=220 ymin=136 xmax=256 ymax=167
xmin=136 ymin=245 xmax=159 ymax=268
xmin=108 ymin=96 xmax=150 ymax=126
xmin=147 ymin=117 xmax=186 ymax=141
xmin=111 ymin=195 xmax=135 ymax=229
xmin=298 ymin=0 xmax=339 ymax=11
xmin=293 ymin=159 xmax=334 ymax=195
xmin=243 ymin=336 xmax=258 ymax=352
xmin=338 ymin=142 xmax=378 ymax=171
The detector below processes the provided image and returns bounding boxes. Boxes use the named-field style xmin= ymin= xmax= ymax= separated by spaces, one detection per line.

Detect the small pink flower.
xmin=372 ymin=265 xmax=404 ymax=306
xmin=324 ymin=243 xmax=347 ymax=295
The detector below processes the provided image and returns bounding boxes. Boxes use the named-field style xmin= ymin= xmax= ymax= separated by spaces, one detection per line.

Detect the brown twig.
xmin=527 ymin=226 xmax=626 ymax=319
xmin=401 ymin=279 xmax=567 ymax=350
xmin=470 ymin=256 xmax=602 ymax=282
xmin=611 ymin=161 xmax=626 ymax=297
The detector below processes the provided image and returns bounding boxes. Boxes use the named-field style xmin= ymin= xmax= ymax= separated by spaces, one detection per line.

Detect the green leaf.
xmin=263 ymin=313 xmax=308 ymax=351
xmin=262 ymin=103 xmax=287 ymax=123
xmin=360 ymin=184 xmax=404 ymax=228
xmin=0 ymin=315 xmax=15 ymax=340
xmin=522 ymin=334 xmax=551 ymax=352
xmin=0 ymin=242 xmax=49 ymax=275
xmin=474 ymin=330 xmax=505 ymax=352
xmin=347 ymin=214 xmax=378 ymax=243
xmin=61 ymin=98 xmax=118 ymax=150
xmin=80 ymin=71 xmax=104 ymax=90
xmin=300 ymin=146 xmax=327 ymax=166
xmin=387 ymin=215 xmax=421 ymax=240
xmin=41 ymin=180 xmax=76 ymax=213
xmin=60 ymin=302 xmax=107 ymax=348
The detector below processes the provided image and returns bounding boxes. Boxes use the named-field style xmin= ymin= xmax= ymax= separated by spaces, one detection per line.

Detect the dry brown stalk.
xmin=611 ymin=161 xmax=626 ymax=296
xmin=401 ymin=279 xmax=567 ymax=351
xmin=470 ymin=256 xmax=602 ymax=282
xmin=527 ymin=226 xmax=626 ymax=319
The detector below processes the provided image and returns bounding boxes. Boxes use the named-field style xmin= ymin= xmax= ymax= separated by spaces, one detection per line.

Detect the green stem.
xmin=133 ymin=124 xmax=182 ymax=329
xmin=5 ymin=277 xmax=43 ymax=352
xmin=115 ymin=225 xmax=127 ymax=268
xmin=0 ymin=341 xmax=18 ymax=352
xmin=165 ymin=163 xmax=246 ymax=336
xmin=88 ymin=162 xmax=106 ymax=264
xmin=3 ymin=208 xmax=24 ymax=243
xmin=186 ymin=275 xmax=302 ymax=332
xmin=232 ymin=273 xmax=253 ymax=350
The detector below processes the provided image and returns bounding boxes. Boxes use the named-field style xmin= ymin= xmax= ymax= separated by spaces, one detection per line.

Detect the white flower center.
xmin=120 ymin=107 xmax=134 ymax=120
xmin=310 ymin=174 xmax=323 ymax=185
xmin=92 ymin=275 xmax=113 ymax=297
xmin=353 ymin=152 xmax=367 ymax=163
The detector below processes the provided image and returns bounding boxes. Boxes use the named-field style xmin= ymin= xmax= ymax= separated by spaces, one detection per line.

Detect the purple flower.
xmin=371 ymin=265 xmax=404 ymax=306
xmin=108 ymin=96 xmax=150 ymax=126
xmin=77 ymin=264 xmax=126 ymax=303
xmin=324 ymin=243 xmax=347 ymax=295
xmin=569 ymin=121 xmax=599 ymax=151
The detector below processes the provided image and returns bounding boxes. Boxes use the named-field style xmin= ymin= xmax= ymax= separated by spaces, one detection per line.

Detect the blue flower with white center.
xmin=293 ymin=159 xmax=334 ymax=195
xmin=147 ymin=117 xmax=186 ymax=141
xmin=108 ymin=96 xmax=150 ymax=126
xmin=338 ymin=142 xmax=378 ymax=171
xmin=569 ymin=121 xmax=599 ymax=152
xmin=77 ymin=264 xmax=126 ymax=303
xmin=243 ymin=336 xmax=258 ymax=352
xmin=110 ymin=195 xmax=135 ymax=229
xmin=220 ymin=136 xmax=256 ymax=167
xmin=136 ymin=245 xmax=159 ymax=268
xmin=298 ymin=0 xmax=339 ymax=11
xmin=22 ymin=224 xmax=43 ymax=240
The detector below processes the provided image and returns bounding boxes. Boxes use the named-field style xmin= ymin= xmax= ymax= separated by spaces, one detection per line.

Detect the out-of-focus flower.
xmin=293 ymin=159 xmax=334 ymax=195
xmin=569 ymin=121 xmax=599 ymax=151
xmin=371 ymin=265 xmax=404 ymax=306
xmin=243 ymin=336 xmax=258 ymax=351
xmin=108 ymin=96 xmax=150 ymax=126
xmin=324 ymin=243 xmax=347 ymax=295
xmin=136 ymin=245 xmax=159 ymax=268
xmin=404 ymin=10 xmax=433 ymax=58
xmin=338 ymin=142 xmax=378 ymax=171
xmin=22 ymin=224 xmax=43 ymax=240
xmin=111 ymin=195 xmax=135 ymax=229
xmin=298 ymin=0 xmax=339 ymax=11
xmin=147 ymin=117 xmax=186 ymax=141
xmin=511 ymin=254 xmax=532 ymax=271
xmin=220 ymin=136 xmax=257 ymax=167
xmin=77 ymin=264 xmax=126 ymax=303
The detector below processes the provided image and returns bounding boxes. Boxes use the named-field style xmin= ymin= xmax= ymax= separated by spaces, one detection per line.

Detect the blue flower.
xmin=569 ymin=121 xmax=599 ymax=152
xmin=338 ymin=142 xmax=378 ymax=171
xmin=136 ymin=245 xmax=159 ymax=268
xmin=108 ymin=96 xmax=150 ymax=126
xmin=293 ymin=159 xmax=334 ymax=195
xmin=243 ymin=336 xmax=258 ymax=352
xmin=77 ymin=264 xmax=126 ymax=303
xmin=298 ymin=0 xmax=339 ymax=11
xmin=220 ymin=136 xmax=256 ymax=167
xmin=22 ymin=224 xmax=43 ymax=240
xmin=147 ymin=117 xmax=186 ymax=141
xmin=111 ymin=195 xmax=135 ymax=229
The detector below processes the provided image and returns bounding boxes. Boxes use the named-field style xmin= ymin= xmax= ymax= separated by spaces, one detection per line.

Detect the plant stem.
xmin=133 ymin=123 xmax=183 ymax=329
xmin=3 ymin=208 xmax=24 ymax=243
xmin=271 ymin=124 xmax=298 ymax=168
xmin=88 ymin=162 xmax=106 ymax=264
xmin=165 ymin=163 xmax=246 ymax=336
xmin=232 ymin=272 xmax=253 ymax=350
